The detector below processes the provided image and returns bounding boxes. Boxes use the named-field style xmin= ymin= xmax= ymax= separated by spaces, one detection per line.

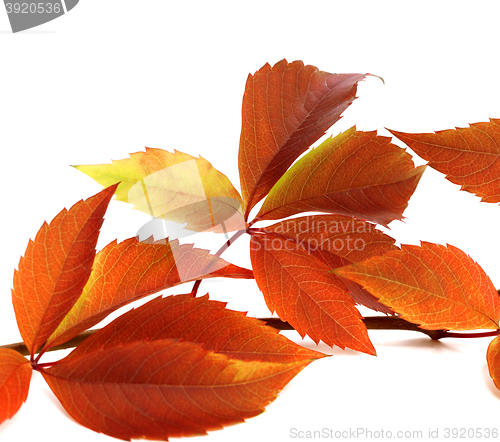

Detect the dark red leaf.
xmin=42 ymin=339 xmax=311 ymax=440
xmin=238 ymin=59 xmax=367 ymax=218
xmin=250 ymin=232 xmax=375 ymax=354
xmin=64 ymin=293 xmax=325 ymax=363
xmin=257 ymin=215 xmax=396 ymax=314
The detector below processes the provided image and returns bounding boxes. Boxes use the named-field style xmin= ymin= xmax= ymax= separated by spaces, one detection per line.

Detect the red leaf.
xmin=41 ymin=339 xmax=311 ymax=440
xmin=63 ymin=293 xmax=325 ymax=363
xmin=335 ymin=242 xmax=500 ymax=330
xmin=487 ymin=336 xmax=500 ymax=390
xmin=0 ymin=349 xmax=32 ymax=424
xmin=45 ymin=237 xmax=253 ymax=351
xmin=389 ymin=120 xmax=500 ymax=203
xmin=259 ymin=214 xmax=397 ymax=264
xmin=256 ymin=127 xmax=426 ymax=226
xmin=12 ymin=185 xmax=117 ymax=356
xmin=43 ymin=292 xmax=321 ymax=439
xmin=238 ymin=59 xmax=367 ymax=218
xmin=257 ymin=215 xmax=396 ymax=314
xmin=250 ymin=232 xmax=375 ymax=354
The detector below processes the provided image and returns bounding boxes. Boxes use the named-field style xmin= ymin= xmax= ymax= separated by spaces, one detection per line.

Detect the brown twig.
xmin=3 ymin=316 xmax=499 ymax=358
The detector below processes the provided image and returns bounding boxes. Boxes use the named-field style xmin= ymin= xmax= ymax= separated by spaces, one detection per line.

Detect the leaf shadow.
xmin=283 ymin=329 xmax=460 ymax=357
xmin=279 ymin=327 xmax=465 ymax=357
xmin=374 ymin=336 xmax=461 ymax=353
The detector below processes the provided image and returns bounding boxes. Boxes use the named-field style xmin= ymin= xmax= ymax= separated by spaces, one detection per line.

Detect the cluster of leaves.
xmin=2 ymin=59 xmax=500 ymax=441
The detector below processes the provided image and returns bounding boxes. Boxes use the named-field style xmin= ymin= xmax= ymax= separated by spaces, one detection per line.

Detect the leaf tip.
xmin=385 ymin=127 xmax=404 ymax=138
xmin=366 ymin=73 xmax=385 ymax=85
xmin=105 ymin=181 xmax=121 ymax=192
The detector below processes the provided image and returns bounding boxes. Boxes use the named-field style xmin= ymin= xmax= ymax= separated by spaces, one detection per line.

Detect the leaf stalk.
xmin=191 ymin=227 xmax=248 ymax=296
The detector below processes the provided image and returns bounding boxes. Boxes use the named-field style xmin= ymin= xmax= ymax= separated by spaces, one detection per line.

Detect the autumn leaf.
xmin=259 ymin=214 xmax=397 ymax=265
xmin=75 ymin=148 xmax=245 ymax=233
xmin=63 ymin=293 xmax=325 ymax=363
xmin=41 ymin=339 xmax=311 ymax=440
xmin=0 ymin=349 xmax=32 ymax=424
xmin=256 ymin=127 xmax=425 ymax=226
xmin=339 ymin=277 xmax=393 ymax=315
xmin=256 ymin=214 xmax=397 ymax=314
xmin=335 ymin=242 xmax=500 ymax=330
xmin=41 ymin=292 xmax=320 ymax=439
xmin=12 ymin=184 xmax=117 ymax=356
xmin=250 ymin=232 xmax=375 ymax=354
xmin=44 ymin=237 xmax=254 ymax=351
xmin=388 ymin=120 xmax=500 ymax=203
xmin=238 ymin=59 xmax=367 ymax=219
xmin=487 ymin=336 xmax=500 ymax=390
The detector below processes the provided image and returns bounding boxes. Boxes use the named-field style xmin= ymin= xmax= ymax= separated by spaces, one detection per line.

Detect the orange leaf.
xmin=12 ymin=185 xmax=117 ymax=356
xmin=256 ymin=127 xmax=425 ymax=226
xmin=62 ymin=293 xmax=325 ymax=363
xmin=0 ymin=349 xmax=32 ymax=425
xmin=41 ymin=339 xmax=311 ymax=440
xmin=335 ymin=242 xmax=500 ymax=330
xmin=238 ymin=59 xmax=367 ymax=218
xmin=250 ymin=232 xmax=375 ymax=354
xmin=45 ymin=237 xmax=253 ymax=351
xmin=389 ymin=120 xmax=500 ymax=203
xmin=257 ymin=215 xmax=397 ymax=314
xmin=487 ymin=336 xmax=500 ymax=390
xmin=340 ymin=277 xmax=393 ymax=315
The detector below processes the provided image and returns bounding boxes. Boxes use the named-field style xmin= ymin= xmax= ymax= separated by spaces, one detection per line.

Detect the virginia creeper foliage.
xmin=0 ymin=349 xmax=32 ymax=423
xmin=335 ymin=242 xmax=500 ymax=330
xmin=3 ymin=59 xmax=500 ymax=441
xmin=389 ymin=120 xmax=500 ymax=203
xmin=255 ymin=128 xmax=425 ymax=226
xmin=45 ymin=237 xmax=253 ymax=351
xmin=12 ymin=184 xmax=118 ymax=357
xmin=74 ymin=149 xmax=245 ymax=233
xmin=237 ymin=60 xmax=366 ymax=218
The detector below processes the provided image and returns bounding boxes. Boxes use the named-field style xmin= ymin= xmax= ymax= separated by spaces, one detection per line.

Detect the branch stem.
xmin=2 ymin=316 xmax=498 ymax=357
xmin=191 ymin=228 xmax=248 ymax=296
xmin=2 ymin=330 xmax=97 ymax=357
xmin=263 ymin=317 xmax=500 ymax=340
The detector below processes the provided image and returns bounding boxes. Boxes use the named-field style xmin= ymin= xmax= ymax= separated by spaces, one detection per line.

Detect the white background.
xmin=1 ymin=1 xmax=500 ymax=441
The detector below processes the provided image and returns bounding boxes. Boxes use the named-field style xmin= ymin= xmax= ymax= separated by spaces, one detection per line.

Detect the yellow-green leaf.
xmin=74 ymin=148 xmax=245 ymax=233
